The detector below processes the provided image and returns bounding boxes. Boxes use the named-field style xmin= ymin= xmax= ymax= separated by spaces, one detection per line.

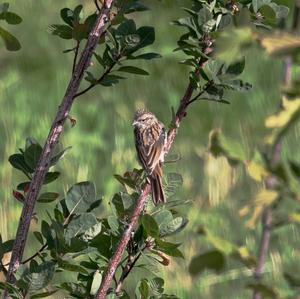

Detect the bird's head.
xmin=132 ymin=109 xmax=157 ymax=128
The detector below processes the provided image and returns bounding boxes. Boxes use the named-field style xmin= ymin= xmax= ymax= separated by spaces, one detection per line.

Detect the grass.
xmin=0 ymin=0 xmax=300 ymax=298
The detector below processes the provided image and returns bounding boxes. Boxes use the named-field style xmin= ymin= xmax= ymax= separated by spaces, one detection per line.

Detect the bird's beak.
xmin=132 ymin=120 xmax=138 ymax=126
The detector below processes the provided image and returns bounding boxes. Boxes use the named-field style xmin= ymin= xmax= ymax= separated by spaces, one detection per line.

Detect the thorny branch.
xmin=3 ymin=1 xmax=115 ymax=298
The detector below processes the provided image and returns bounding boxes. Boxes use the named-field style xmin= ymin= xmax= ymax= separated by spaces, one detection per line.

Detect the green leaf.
xmin=50 ymin=146 xmax=72 ymax=166
xmin=9 ymin=153 xmax=33 ymax=174
xmin=189 ymin=250 xmax=225 ymax=276
xmin=123 ymin=2 xmax=149 ymax=14
xmin=90 ymin=270 xmax=102 ymax=295
xmin=48 ymin=24 xmax=73 ymax=39
xmin=149 ymin=277 xmax=164 ymax=295
xmin=30 ymin=290 xmax=57 ymax=299
xmin=260 ymin=5 xmax=276 ymax=23
xmin=130 ymin=53 xmax=161 ymax=61
xmin=124 ymin=33 xmax=141 ymax=49
xmin=107 ymin=215 xmax=119 ymax=235
xmin=141 ymin=214 xmax=159 ymax=238
xmin=154 ymin=210 xmax=173 ymax=227
xmin=33 ymin=231 xmax=44 ymax=245
xmin=221 ymin=80 xmax=252 ymax=91
xmin=43 ymin=172 xmax=60 ymax=185
xmin=60 ymin=8 xmax=74 ymax=27
xmin=197 ymin=7 xmax=213 ymax=26
xmin=57 ymin=257 xmax=88 ymax=274
xmin=65 ymin=213 xmax=98 ymax=242
xmin=65 ymin=181 xmax=97 ymax=215
xmin=252 ymin=0 xmax=265 ymax=13
xmin=172 ymin=17 xmax=197 ymax=33
xmin=155 ymin=239 xmax=184 ymax=258
xmin=22 ymin=261 xmax=55 ymax=291
xmin=116 ymin=19 xmax=136 ymax=36
xmin=41 ymin=221 xmax=54 ymax=247
xmin=290 ymin=161 xmax=300 ymax=178
xmin=85 ymin=71 xmax=97 ymax=84
xmin=0 ymin=25 xmax=21 ymax=51
xmin=90 ymin=233 xmax=118 ymax=259
xmin=2 ymin=239 xmax=14 ymax=253
xmin=136 ymin=279 xmax=149 ymax=299
xmin=94 ymin=53 xmax=106 ymax=68
xmin=134 ymin=26 xmax=155 ymax=50
xmin=84 ymin=13 xmax=97 ymax=33
xmin=160 ymin=216 xmax=188 ymax=237
xmin=24 ymin=144 xmax=43 ymax=170
xmin=0 ymin=282 xmax=23 ymax=297
xmin=226 ymin=58 xmax=245 ymax=76
xmin=58 ymin=282 xmax=86 ymax=297
xmin=17 ymin=181 xmax=30 ymax=192
xmin=81 ymin=222 xmax=102 ymax=241
xmin=117 ymin=66 xmax=149 ymax=75
xmin=0 ymin=12 xmax=22 ymax=24
xmin=100 ymin=74 xmax=125 ymax=87
xmin=37 ymin=192 xmax=59 ymax=203
xmin=269 ymin=3 xmax=289 ymax=19
xmin=73 ymin=5 xmax=83 ymax=23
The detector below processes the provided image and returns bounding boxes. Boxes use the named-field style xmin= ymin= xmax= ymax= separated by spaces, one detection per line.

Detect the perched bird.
xmin=132 ymin=109 xmax=166 ymax=204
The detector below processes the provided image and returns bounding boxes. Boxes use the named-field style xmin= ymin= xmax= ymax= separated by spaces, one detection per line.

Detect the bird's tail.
xmin=150 ymin=165 xmax=165 ymax=204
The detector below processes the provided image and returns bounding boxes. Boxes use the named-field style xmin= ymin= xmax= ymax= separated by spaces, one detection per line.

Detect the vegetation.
xmin=0 ymin=0 xmax=300 ymax=298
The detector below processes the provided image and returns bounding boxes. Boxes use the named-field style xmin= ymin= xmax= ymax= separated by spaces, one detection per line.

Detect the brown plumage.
xmin=132 ymin=109 xmax=166 ymax=204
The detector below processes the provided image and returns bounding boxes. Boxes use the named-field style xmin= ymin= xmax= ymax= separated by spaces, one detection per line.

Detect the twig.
xmin=72 ymin=41 xmax=80 ymax=74
xmin=21 ymin=244 xmax=47 ymax=265
xmin=3 ymin=1 xmax=115 ymax=297
xmin=73 ymin=57 xmax=118 ymax=99
xmin=252 ymin=207 xmax=272 ymax=299
xmin=115 ymin=245 xmax=147 ymax=293
xmin=187 ymin=91 xmax=205 ymax=106
xmin=95 ymin=42 xmax=211 ymax=298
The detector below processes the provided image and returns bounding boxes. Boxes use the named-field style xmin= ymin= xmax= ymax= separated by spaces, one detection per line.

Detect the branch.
xmin=3 ymin=1 xmax=115 ymax=297
xmin=252 ymin=207 xmax=272 ymax=299
xmin=72 ymin=41 xmax=80 ymax=74
xmin=95 ymin=47 xmax=210 ymax=298
xmin=252 ymin=9 xmax=296 ymax=296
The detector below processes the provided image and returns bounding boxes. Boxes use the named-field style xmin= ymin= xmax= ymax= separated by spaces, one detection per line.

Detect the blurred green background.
xmin=1 ymin=0 xmax=300 ymax=298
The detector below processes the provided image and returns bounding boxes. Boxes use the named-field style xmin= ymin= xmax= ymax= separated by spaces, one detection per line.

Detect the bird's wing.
xmin=135 ymin=126 xmax=165 ymax=174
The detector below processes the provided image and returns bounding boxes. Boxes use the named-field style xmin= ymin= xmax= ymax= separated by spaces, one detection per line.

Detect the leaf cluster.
xmin=0 ymin=2 xmax=22 ymax=51
xmin=172 ymin=0 xmax=252 ymax=104
xmin=3 ymin=137 xmax=188 ymax=298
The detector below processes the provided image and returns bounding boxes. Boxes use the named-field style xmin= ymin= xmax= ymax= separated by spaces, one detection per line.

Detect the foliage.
xmin=190 ymin=41 xmax=300 ymax=299
xmin=1 ymin=0 xmax=298 ymax=298
xmin=0 ymin=2 xmax=21 ymax=51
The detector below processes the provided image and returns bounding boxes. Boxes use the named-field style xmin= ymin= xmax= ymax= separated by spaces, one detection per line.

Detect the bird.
xmin=132 ymin=109 xmax=166 ymax=204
